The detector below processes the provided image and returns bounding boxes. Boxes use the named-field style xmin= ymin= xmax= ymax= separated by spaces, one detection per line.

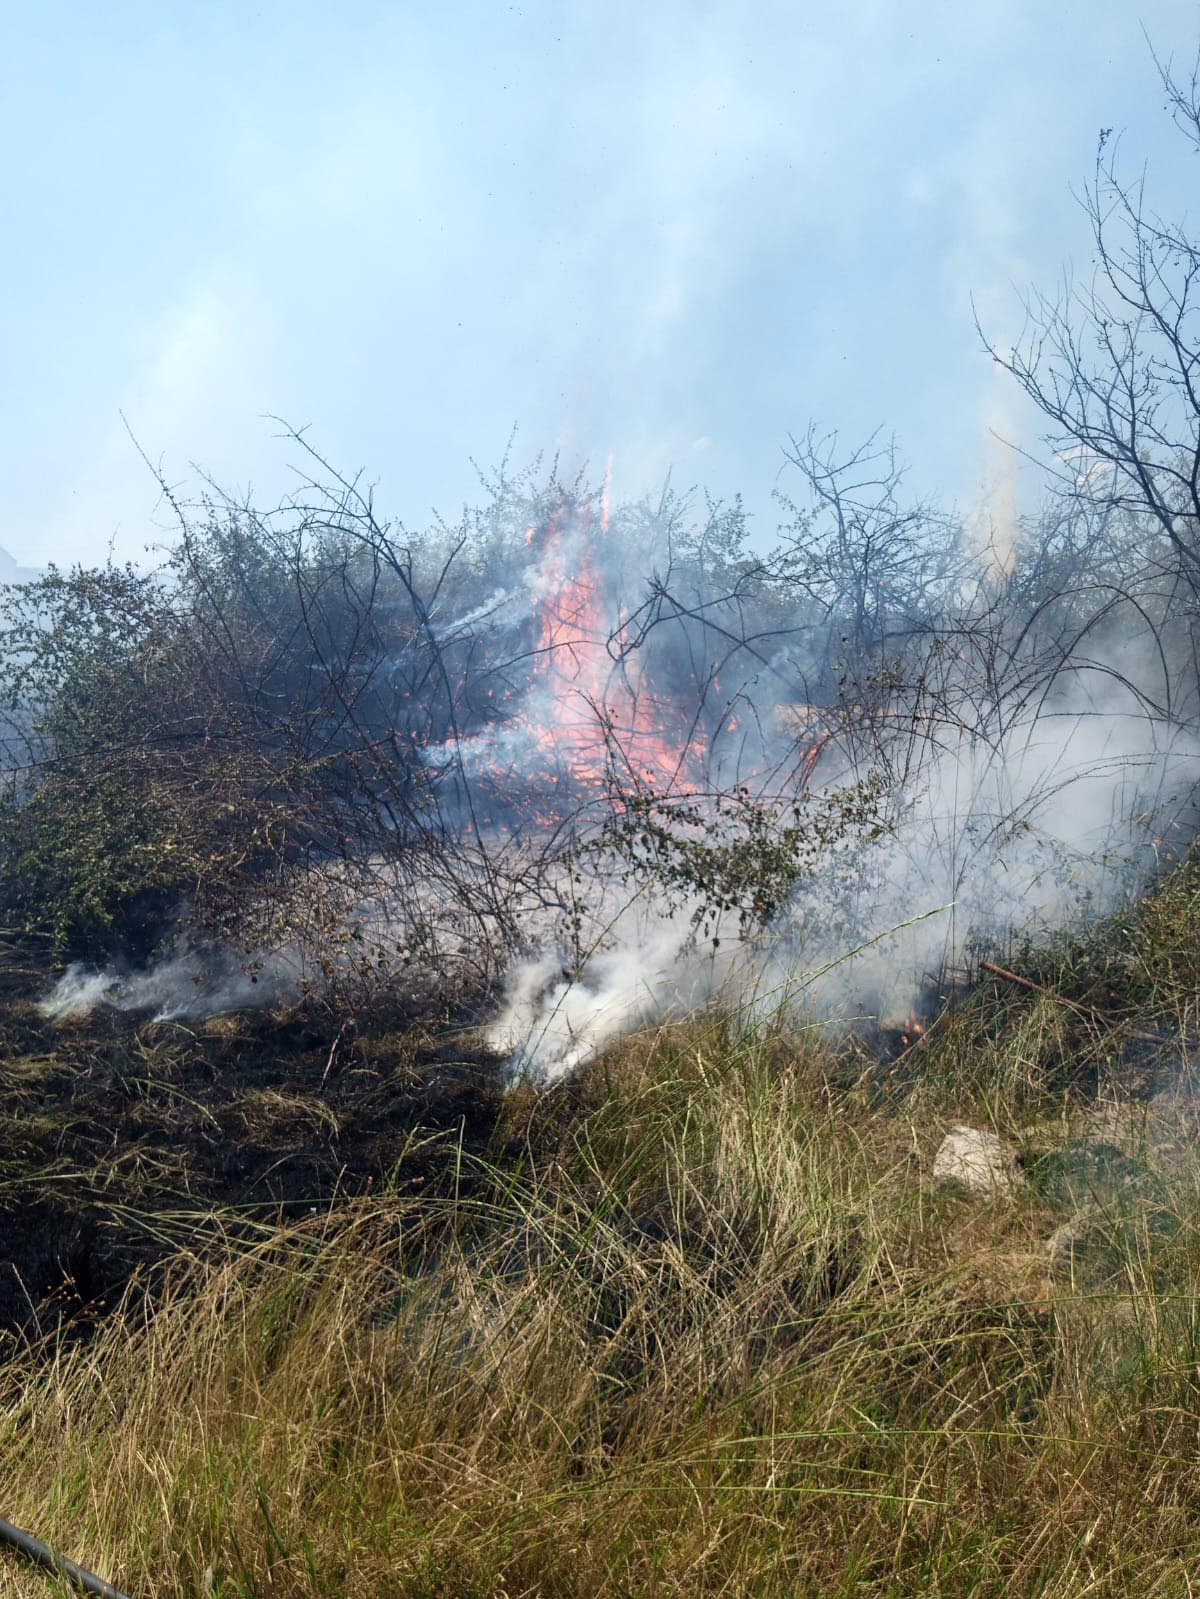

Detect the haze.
xmin=3 ymin=0 xmax=1197 ymax=566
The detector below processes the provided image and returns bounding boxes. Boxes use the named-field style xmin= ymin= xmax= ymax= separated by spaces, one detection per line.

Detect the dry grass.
xmin=5 ymin=871 xmax=1200 ymax=1594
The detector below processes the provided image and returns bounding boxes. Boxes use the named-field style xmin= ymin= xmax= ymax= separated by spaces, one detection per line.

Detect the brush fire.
xmin=20 ymin=442 xmax=1200 ymax=1083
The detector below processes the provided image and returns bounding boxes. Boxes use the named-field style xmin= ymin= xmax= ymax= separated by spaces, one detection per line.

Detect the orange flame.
xmin=438 ymin=483 xmax=829 ymax=818
xmin=519 ymin=496 xmax=702 ymax=794
xmin=899 ymin=1009 xmax=925 ymax=1048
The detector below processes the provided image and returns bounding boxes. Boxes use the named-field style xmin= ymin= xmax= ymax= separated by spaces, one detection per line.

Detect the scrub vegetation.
xmin=3 ymin=39 xmax=1200 ymax=1599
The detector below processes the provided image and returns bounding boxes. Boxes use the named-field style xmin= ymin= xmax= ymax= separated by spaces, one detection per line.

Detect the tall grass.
xmin=5 ymin=869 xmax=1200 ymax=1594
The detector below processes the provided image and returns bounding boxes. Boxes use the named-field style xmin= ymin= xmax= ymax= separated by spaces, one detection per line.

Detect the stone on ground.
xmin=932 ymin=1124 xmax=1022 ymax=1197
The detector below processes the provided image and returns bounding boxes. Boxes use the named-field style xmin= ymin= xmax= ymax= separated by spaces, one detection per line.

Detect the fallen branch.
xmin=979 ymin=959 xmax=1163 ymax=1044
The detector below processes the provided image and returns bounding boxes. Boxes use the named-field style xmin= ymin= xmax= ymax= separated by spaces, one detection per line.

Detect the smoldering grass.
xmin=1 ymin=952 xmax=1200 ymax=1594
xmin=6 ymin=861 xmax=1200 ymax=1592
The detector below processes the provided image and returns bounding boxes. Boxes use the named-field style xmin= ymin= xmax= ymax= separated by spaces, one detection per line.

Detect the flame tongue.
xmin=425 ymin=489 xmax=724 ymax=827
xmin=518 ymin=499 xmax=703 ymax=796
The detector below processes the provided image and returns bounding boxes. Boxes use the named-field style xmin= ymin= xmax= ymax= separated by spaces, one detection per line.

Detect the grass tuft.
xmin=6 ymin=864 xmax=1200 ymax=1591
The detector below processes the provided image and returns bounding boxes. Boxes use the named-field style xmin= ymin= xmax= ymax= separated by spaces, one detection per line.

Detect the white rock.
xmin=932 ymin=1125 xmax=1022 ymax=1197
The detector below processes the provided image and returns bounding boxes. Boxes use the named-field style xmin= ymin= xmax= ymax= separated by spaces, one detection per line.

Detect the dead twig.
xmin=979 ymin=959 xmax=1164 ymax=1044
xmin=320 ymin=1018 xmax=357 ymax=1088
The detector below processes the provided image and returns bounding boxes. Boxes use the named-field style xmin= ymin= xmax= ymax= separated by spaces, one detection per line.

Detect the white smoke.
xmin=34 ymin=495 xmax=1200 ymax=1088
xmin=40 ymin=945 xmax=301 ymax=1023
xmin=487 ymin=662 xmax=1200 ymax=1083
xmin=486 ymin=913 xmax=736 ymax=1085
xmin=39 ymin=625 xmax=1199 ymax=1077
xmin=38 ymin=690 xmax=1197 ymax=1070
xmin=432 ymin=585 xmax=519 ymax=639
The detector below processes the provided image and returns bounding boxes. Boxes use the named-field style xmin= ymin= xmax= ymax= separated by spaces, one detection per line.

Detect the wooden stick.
xmin=979 ymin=959 xmax=1162 ymax=1043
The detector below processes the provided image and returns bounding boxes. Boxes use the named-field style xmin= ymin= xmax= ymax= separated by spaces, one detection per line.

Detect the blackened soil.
xmin=0 ymin=967 xmax=509 ymax=1340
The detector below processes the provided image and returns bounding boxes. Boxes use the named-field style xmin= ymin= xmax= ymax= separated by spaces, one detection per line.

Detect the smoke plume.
xmin=34 ymin=462 xmax=1200 ymax=1085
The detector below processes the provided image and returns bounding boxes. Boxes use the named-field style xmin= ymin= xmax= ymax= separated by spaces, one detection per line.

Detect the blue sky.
xmin=3 ymin=0 xmax=1199 ymax=566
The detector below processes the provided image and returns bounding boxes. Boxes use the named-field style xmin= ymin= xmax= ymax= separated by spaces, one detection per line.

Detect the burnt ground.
xmin=0 ymin=960 xmax=511 ymax=1341
xmin=0 ymin=943 xmax=1159 ymax=1348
